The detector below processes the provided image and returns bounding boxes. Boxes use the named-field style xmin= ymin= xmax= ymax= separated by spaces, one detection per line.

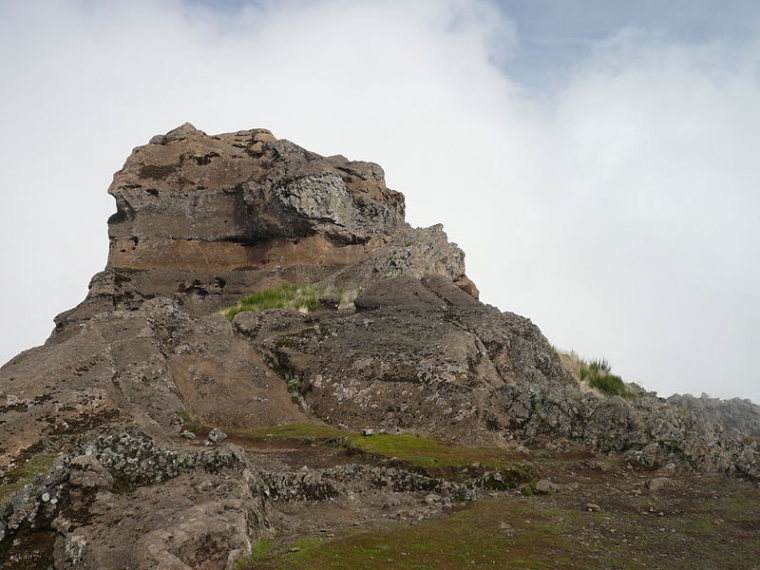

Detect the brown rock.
xmin=2 ymin=124 xmax=760 ymax=568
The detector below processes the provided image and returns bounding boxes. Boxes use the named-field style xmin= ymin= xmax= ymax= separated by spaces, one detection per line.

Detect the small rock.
xmin=585 ymin=503 xmax=602 ymax=512
xmin=647 ymin=477 xmax=675 ymax=492
xmin=180 ymin=430 xmax=196 ymax=439
xmin=41 ymin=493 xmax=50 ymax=503
xmin=534 ymin=478 xmax=561 ymax=494
xmin=498 ymin=522 xmax=514 ymax=536
xmin=207 ymin=428 xmax=227 ymax=443
xmin=362 ymin=429 xmax=374 ymax=436
xmin=423 ymin=493 xmax=439 ymax=506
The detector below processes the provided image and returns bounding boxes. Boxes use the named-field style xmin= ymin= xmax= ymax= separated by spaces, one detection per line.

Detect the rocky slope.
xmin=1 ymin=125 xmax=758 ymax=569
xmin=668 ymin=393 xmax=760 ymax=439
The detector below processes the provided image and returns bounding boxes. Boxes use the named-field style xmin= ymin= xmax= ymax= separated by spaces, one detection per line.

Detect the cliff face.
xmin=1 ymin=125 xmax=758 ymax=569
xmin=107 ymin=123 xmax=403 ymax=273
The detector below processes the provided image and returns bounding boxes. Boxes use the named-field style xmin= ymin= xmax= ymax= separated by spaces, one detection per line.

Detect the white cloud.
xmin=1 ymin=0 xmax=758 ymax=402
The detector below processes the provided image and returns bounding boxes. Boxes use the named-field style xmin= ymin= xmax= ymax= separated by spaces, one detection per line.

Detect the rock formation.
xmin=1 ymin=124 xmax=758 ymax=569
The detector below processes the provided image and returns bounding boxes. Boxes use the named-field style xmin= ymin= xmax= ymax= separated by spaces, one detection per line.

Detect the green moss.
xmin=236 ymin=537 xmax=274 ymax=566
xmin=225 ymin=284 xmax=325 ymax=321
xmin=250 ymin=423 xmax=345 ymax=440
xmin=248 ymin=424 xmax=528 ymax=474
xmin=342 ymin=433 xmax=516 ymax=470
xmin=237 ymin=500 xmax=582 ymax=569
xmin=0 ymin=454 xmax=59 ymax=504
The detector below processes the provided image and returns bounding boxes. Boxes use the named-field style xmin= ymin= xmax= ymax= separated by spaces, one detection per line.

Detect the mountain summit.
xmin=1 ymin=126 xmax=758 ymax=569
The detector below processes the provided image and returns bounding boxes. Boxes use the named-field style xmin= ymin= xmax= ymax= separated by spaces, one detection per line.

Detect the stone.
xmin=207 ymin=428 xmax=228 ymax=443
xmin=534 ymin=478 xmax=561 ymax=494
xmin=648 ymin=477 xmax=676 ymax=492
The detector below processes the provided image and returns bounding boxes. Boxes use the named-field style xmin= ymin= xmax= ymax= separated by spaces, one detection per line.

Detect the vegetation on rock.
xmin=579 ymin=358 xmax=635 ymax=400
xmin=236 ymin=477 xmax=760 ymax=570
xmin=247 ymin=424 xmax=528 ymax=471
xmin=225 ymin=284 xmax=325 ymax=320
xmin=0 ymin=454 xmax=59 ymax=504
xmin=559 ymin=351 xmax=635 ymax=400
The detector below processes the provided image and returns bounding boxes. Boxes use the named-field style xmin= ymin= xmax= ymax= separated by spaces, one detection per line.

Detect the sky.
xmin=1 ymin=0 xmax=759 ymax=402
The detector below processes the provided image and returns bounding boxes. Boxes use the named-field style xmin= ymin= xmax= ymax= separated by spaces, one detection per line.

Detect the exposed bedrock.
xmin=1 ymin=124 xmax=759 ymax=569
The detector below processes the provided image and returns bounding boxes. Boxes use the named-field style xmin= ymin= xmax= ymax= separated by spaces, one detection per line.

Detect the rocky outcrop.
xmin=0 ymin=432 xmax=492 ymax=570
xmin=0 ymin=433 xmax=270 ymax=570
xmin=105 ymin=123 xmax=404 ymax=305
xmin=1 ymin=124 xmax=759 ymax=568
xmin=497 ymin=378 xmax=760 ymax=480
xmin=668 ymin=393 xmax=760 ymax=439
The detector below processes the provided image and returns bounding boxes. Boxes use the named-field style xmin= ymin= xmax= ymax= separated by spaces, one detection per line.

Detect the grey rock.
xmin=535 ymin=478 xmax=561 ymax=494
xmin=648 ymin=477 xmax=676 ymax=492
xmin=668 ymin=393 xmax=760 ymax=439
xmin=208 ymin=428 xmax=228 ymax=443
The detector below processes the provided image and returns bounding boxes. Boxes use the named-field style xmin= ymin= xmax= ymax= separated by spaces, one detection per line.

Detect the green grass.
xmin=247 ymin=424 xmax=528 ymax=472
xmin=237 ymin=494 xmax=760 ymax=570
xmin=251 ymin=423 xmax=345 ymax=440
xmin=225 ymin=283 xmax=325 ymax=321
xmin=236 ymin=499 xmax=582 ymax=570
xmin=576 ymin=358 xmax=635 ymax=400
xmin=236 ymin=537 xmax=274 ymax=566
xmin=557 ymin=351 xmax=635 ymax=400
xmin=0 ymin=454 xmax=59 ymax=504
xmin=177 ymin=408 xmax=195 ymax=426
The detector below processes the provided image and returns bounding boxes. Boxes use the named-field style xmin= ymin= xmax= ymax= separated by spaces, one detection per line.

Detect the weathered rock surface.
xmin=105 ymin=123 xmax=404 ymax=307
xmin=668 ymin=392 xmax=760 ymax=439
xmin=1 ymin=124 xmax=759 ymax=568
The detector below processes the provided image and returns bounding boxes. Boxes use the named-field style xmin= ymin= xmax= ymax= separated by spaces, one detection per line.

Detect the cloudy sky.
xmin=1 ymin=0 xmax=759 ymax=402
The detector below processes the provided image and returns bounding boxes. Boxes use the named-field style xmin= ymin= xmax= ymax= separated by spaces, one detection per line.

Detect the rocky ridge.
xmin=1 ymin=124 xmax=758 ymax=569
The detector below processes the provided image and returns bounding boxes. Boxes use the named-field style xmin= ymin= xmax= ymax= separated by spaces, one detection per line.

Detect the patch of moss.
xmin=225 ymin=284 xmax=325 ymax=321
xmin=236 ymin=537 xmax=273 ymax=566
xmin=250 ymin=423 xmax=345 ymax=440
xmin=0 ymin=454 xmax=59 ymax=504
xmin=248 ymin=424 xmax=526 ymax=473
xmin=238 ymin=500 xmax=581 ymax=570
xmin=243 ymin=492 xmax=760 ymax=570
xmin=343 ymin=433 xmax=516 ymax=470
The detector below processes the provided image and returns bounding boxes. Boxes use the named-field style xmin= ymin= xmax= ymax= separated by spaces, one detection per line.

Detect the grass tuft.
xmin=578 ymin=358 xmax=634 ymax=400
xmin=225 ymin=284 xmax=325 ymax=321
